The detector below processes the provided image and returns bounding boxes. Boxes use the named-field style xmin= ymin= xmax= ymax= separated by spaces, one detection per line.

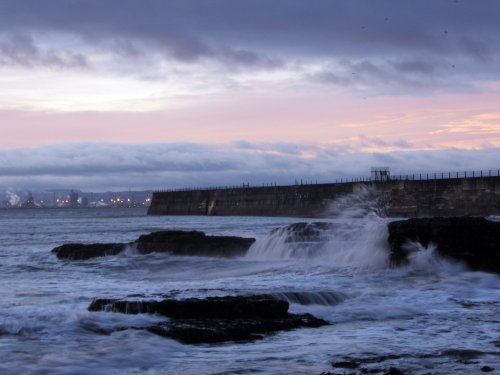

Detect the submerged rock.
xmin=481 ymin=366 xmax=495 ymax=372
xmin=134 ymin=230 xmax=255 ymax=257
xmin=51 ymin=230 xmax=255 ymax=260
xmin=332 ymin=360 xmax=360 ymax=369
xmin=88 ymin=295 xmax=329 ymax=344
xmin=51 ymin=243 xmax=127 ymax=260
xmin=387 ymin=217 xmax=500 ymax=273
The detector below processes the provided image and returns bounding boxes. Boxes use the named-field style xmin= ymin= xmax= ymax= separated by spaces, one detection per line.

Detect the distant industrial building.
xmin=69 ymin=191 xmax=79 ymax=208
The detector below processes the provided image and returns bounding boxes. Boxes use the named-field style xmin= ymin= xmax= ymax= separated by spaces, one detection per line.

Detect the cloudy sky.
xmin=1 ymin=0 xmax=499 ymax=191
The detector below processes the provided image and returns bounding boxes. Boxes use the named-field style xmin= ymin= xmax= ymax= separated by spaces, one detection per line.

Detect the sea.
xmin=0 ymin=203 xmax=499 ymax=374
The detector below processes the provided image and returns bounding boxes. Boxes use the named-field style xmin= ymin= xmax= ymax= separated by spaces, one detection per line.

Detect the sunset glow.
xmin=1 ymin=1 xmax=499 ymax=190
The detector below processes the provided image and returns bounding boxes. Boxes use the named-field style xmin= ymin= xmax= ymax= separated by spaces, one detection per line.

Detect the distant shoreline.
xmin=0 ymin=206 xmax=148 ymax=211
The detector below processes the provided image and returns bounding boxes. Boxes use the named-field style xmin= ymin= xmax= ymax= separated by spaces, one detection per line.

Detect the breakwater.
xmin=148 ymin=171 xmax=500 ymax=217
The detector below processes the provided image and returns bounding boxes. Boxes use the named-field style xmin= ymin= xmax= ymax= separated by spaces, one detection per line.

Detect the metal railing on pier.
xmin=153 ymin=169 xmax=500 ymax=193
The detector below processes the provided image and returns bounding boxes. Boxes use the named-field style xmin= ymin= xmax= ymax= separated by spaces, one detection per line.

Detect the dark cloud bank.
xmin=0 ymin=0 xmax=499 ymax=92
xmin=0 ymin=143 xmax=498 ymax=191
xmin=0 ymin=34 xmax=89 ymax=69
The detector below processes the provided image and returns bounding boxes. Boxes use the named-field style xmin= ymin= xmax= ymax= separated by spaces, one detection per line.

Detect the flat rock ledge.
xmin=388 ymin=217 xmax=500 ymax=273
xmin=88 ymin=295 xmax=329 ymax=344
xmin=51 ymin=230 xmax=256 ymax=260
xmin=51 ymin=243 xmax=127 ymax=261
xmin=135 ymin=230 xmax=255 ymax=257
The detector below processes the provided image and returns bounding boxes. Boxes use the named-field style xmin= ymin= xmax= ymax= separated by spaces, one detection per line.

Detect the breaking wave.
xmin=246 ymin=218 xmax=390 ymax=270
xmin=270 ymin=291 xmax=348 ymax=306
xmin=247 ymin=187 xmax=465 ymax=273
xmin=246 ymin=187 xmax=389 ymax=269
xmin=402 ymin=241 xmax=466 ymax=273
xmin=323 ymin=185 xmax=386 ymax=219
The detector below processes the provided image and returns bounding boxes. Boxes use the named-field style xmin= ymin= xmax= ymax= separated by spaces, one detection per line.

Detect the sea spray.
xmin=402 ymin=241 xmax=466 ymax=274
xmin=323 ymin=185 xmax=386 ymax=219
xmin=270 ymin=291 xmax=348 ymax=306
xmin=247 ymin=187 xmax=391 ymax=269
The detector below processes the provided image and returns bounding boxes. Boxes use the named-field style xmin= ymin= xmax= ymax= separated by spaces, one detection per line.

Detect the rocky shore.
xmin=52 ymin=217 xmax=500 ymax=274
xmin=388 ymin=217 xmax=500 ymax=273
xmin=49 ymin=217 xmax=499 ymax=354
xmin=52 ymin=230 xmax=255 ymax=260
xmin=51 ymin=242 xmax=126 ymax=260
xmin=134 ymin=230 xmax=254 ymax=257
xmin=87 ymin=295 xmax=329 ymax=344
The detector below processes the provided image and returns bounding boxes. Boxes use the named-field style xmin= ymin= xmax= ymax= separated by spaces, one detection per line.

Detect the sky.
xmin=1 ymin=0 xmax=499 ymax=191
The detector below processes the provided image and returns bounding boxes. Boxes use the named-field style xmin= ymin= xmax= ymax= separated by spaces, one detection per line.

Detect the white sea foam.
xmin=402 ymin=241 xmax=466 ymax=274
xmin=247 ymin=187 xmax=391 ymax=270
xmin=270 ymin=291 xmax=348 ymax=306
xmin=1 ymin=207 xmax=499 ymax=375
xmin=247 ymin=187 xmax=470 ymax=275
xmin=323 ymin=185 xmax=385 ymax=219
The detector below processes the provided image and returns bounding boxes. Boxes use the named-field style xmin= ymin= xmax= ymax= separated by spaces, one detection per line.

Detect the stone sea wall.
xmin=148 ymin=175 xmax=500 ymax=217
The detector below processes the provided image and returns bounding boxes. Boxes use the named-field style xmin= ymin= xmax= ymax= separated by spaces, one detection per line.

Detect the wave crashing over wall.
xmin=247 ymin=187 xmax=464 ymax=273
xmin=247 ymin=187 xmax=390 ymax=269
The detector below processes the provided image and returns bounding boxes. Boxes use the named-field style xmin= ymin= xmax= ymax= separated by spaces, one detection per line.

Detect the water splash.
xmin=323 ymin=185 xmax=386 ymax=219
xmin=270 ymin=291 xmax=348 ymax=306
xmin=403 ymin=241 xmax=465 ymax=273
xmin=247 ymin=187 xmax=391 ymax=269
xmin=247 ymin=188 xmax=469 ymax=274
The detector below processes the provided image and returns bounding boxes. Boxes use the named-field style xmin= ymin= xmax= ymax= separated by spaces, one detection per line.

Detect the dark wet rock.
xmin=332 ymin=360 xmax=360 ymax=369
xmin=148 ymin=313 xmax=326 ymax=344
xmin=364 ymin=355 xmax=402 ymax=364
xmin=52 ymin=230 xmax=256 ymax=260
xmin=481 ymin=366 xmax=495 ymax=372
xmin=384 ymin=368 xmax=408 ymax=375
xmin=458 ymin=359 xmax=479 ymax=365
xmin=134 ymin=230 xmax=255 ymax=257
xmin=88 ymin=295 xmax=329 ymax=344
xmin=327 ymin=355 xmax=415 ymax=375
xmin=387 ymin=217 xmax=500 ymax=273
xmin=51 ymin=243 xmax=127 ymax=260
xmin=440 ymin=348 xmax=484 ymax=360
xmin=89 ymin=295 xmax=289 ymax=319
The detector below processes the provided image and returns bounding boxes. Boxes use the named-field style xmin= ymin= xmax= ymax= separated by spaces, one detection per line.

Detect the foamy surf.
xmin=246 ymin=218 xmax=391 ymax=271
xmin=1 ymin=206 xmax=499 ymax=375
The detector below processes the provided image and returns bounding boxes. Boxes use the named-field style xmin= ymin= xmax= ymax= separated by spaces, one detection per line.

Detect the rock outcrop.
xmin=51 ymin=243 xmax=127 ymax=260
xmin=135 ymin=230 xmax=255 ymax=257
xmin=387 ymin=217 xmax=500 ymax=273
xmin=52 ymin=230 xmax=255 ymax=260
xmin=88 ymin=295 xmax=288 ymax=318
xmin=88 ymin=295 xmax=329 ymax=344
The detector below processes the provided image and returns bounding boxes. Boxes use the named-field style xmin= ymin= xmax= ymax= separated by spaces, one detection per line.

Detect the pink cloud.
xmin=1 ymin=89 xmax=500 ymax=150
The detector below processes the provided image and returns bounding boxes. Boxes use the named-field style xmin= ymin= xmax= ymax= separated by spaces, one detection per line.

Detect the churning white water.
xmin=0 ymin=202 xmax=499 ymax=374
xmin=246 ymin=217 xmax=390 ymax=270
xmin=248 ymin=188 xmax=397 ymax=270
